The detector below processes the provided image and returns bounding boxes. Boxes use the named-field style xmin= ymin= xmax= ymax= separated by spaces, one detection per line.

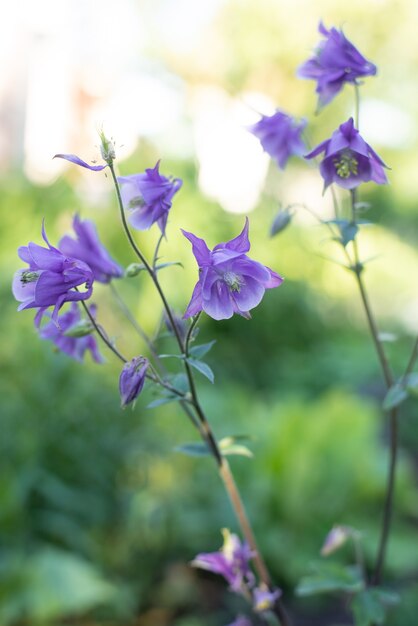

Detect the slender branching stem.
xmin=403 ymin=335 xmax=418 ymax=379
xmin=347 ymin=190 xmax=398 ymax=586
xmin=107 ymin=161 xmax=290 ymax=624
xmin=354 ymin=83 xmax=360 ymax=129
xmin=109 ymin=282 xmax=162 ymax=368
xmin=79 ymin=299 xmax=127 ymax=364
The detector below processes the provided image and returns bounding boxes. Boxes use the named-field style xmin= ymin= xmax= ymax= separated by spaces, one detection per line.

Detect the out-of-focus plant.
xmin=11 ymin=18 xmax=418 ymax=626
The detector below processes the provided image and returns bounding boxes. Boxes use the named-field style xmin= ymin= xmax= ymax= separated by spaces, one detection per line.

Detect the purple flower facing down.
xmin=12 ymin=222 xmax=94 ymax=326
xmin=40 ymin=302 xmax=103 ymax=363
xmin=253 ymin=585 xmax=282 ymax=613
xmin=119 ymin=356 xmax=149 ymax=408
xmin=305 ymin=118 xmax=388 ymax=191
xmin=59 ymin=215 xmax=123 ymax=284
xmin=248 ymin=111 xmax=306 ymax=169
xmin=118 ymin=161 xmax=182 ymax=235
xmin=191 ymin=529 xmax=255 ymax=594
xmin=297 ymin=21 xmax=377 ymax=108
xmin=182 ymin=219 xmax=283 ymax=321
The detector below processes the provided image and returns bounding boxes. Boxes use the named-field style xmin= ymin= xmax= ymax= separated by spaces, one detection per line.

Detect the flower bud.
xmin=320 ymin=525 xmax=350 ymax=556
xmin=270 ymin=207 xmax=292 ymax=237
xmin=125 ymin=263 xmax=146 ymax=277
xmin=63 ymin=319 xmax=94 ymax=338
xmin=99 ymin=129 xmax=116 ymax=164
xmin=119 ymin=356 xmax=149 ymax=408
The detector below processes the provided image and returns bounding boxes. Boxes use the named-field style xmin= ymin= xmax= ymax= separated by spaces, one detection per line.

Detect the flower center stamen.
xmin=20 ymin=270 xmax=39 ymax=284
xmin=223 ymin=271 xmax=244 ymax=293
xmin=333 ymin=151 xmax=358 ymax=179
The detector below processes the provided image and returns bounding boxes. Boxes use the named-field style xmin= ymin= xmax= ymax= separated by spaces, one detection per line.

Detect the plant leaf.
xmin=189 ymin=340 xmax=216 ymax=359
xmin=186 ymin=358 xmax=215 ymax=383
xmin=382 ymin=384 xmax=409 ymax=411
xmin=175 ymin=442 xmax=210 ymax=457
xmin=296 ymin=563 xmax=363 ymax=596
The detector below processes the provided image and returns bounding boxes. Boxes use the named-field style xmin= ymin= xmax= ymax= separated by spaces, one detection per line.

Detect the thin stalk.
xmin=347 ymin=190 xmax=398 ymax=586
xmin=108 ymin=162 xmax=289 ymax=623
xmin=403 ymin=335 xmax=418 ymax=379
xmin=354 ymin=83 xmax=360 ymax=129
xmin=110 ymin=282 xmax=162 ymax=367
xmin=79 ymin=299 xmax=127 ymax=364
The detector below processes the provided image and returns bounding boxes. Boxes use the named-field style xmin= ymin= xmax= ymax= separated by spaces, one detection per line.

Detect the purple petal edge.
xmin=53 ymin=154 xmax=107 ymax=171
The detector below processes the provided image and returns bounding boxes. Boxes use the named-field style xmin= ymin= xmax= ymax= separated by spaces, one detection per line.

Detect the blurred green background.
xmin=1 ymin=1 xmax=418 ymax=625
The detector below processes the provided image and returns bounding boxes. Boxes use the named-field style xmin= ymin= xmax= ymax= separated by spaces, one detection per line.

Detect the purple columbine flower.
xmin=297 ymin=21 xmax=377 ymax=108
xmin=59 ymin=215 xmax=123 ymax=284
xmin=119 ymin=356 xmax=149 ymax=408
xmin=248 ymin=111 xmax=307 ymax=169
xmin=191 ymin=529 xmax=255 ymax=594
xmin=117 ymin=161 xmax=182 ymax=235
xmin=12 ymin=222 xmax=94 ymax=326
xmin=305 ymin=118 xmax=388 ymax=190
xmin=182 ymin=218 xmax=283 ymax=321
xmin=40 ymin=302 xmax=103 ymax=363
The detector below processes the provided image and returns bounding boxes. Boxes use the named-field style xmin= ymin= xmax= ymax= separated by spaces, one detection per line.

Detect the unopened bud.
xmin=320 ymin=525 xmax=350 ymax=556
xmin=270 ymin=207 xmax=292 ymax=237
xmin=99 ymin=129 xmax=116 ymax=163
xmin=125 ymin=263 xmax=145 ymax=277
xmin=63 ymin=319 xmax=94 ymax=338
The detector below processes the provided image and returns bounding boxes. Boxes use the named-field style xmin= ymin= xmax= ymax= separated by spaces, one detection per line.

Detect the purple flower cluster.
xmin=248 ymin=110 xmax=306 ymax=169
xmin=118 ymin=161 xmax=182 ymax=235
xmin=13 ymin=216 xmax=122 ymax=363
xmin=305 ymin=117 xmax=388 ymax=190
xmin=298 ymin=21 xmax=377 ymax=108
xmin=12 ymin=222 xmax=94 ymax=327
xmin=192 ymin=530 xmax=281 ymax=616
xmin=183 ymin=219 xmax=283 ymax=321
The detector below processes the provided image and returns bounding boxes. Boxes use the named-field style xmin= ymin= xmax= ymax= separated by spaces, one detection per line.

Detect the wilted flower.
xmin=12 ymin=222 xmax=94 ymax=326
xmin=119 ymin=356 xmax=149 ymax=407
xmin=253 ymin=584 xmax=282 ymax=612
xmin=40 ymin=302 xmax=103 ymax=363
xmin=297 ymin=21 xmax=377 ymax=108
xmin=182 ymin=219 xmax=283 ymax=321
xmin=191 ymin=529 xmax=255 ymax=593
xmin=118 ymin=161 xmax=182 ymax=235
xmin=248 ymin=111 xmax=306 ymax=169
xmin=59 ymin=215 xmax=123 ymax=284
xmin=305 ymin=118 xmax=388 ymax=190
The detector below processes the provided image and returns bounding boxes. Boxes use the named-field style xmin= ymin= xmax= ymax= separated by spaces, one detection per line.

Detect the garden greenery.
xmin=13 ymin=20 xmax=418 ymax=626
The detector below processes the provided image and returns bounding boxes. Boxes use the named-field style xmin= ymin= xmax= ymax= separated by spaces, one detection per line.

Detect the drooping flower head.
xmin=248 ymin=111 xmax=307 ymax=169
xmin=12 ymin=222 xmax=94 ymax=326
xmin=182 ymin=219 xmax=283 ymax=321
xmin=40 ymin=302 xmax=103 ymax=363
xmin=118 ymin=161 xmax=182 ymax=235
xmin=59 ymin=215 xmax=123 ymax=284
xmin=191 ymin=529 xmax=255 ymax=594
xmin=297 ymin=21 xmax=377 ymax=108
xmin=305 ymin=118 xmax=388 ymax=190
xmin=119 ymin=356 xmax=149 ymax=408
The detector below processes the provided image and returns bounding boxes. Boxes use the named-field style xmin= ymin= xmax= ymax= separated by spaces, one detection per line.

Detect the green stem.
xmin=354 ymin=83 xmax=360 ymax=129
xmin=108 ymin=162 xmax=290 ymax=624
xmin=403 ymin=335 xmax=418 ymax=379
xmin=347 ymin=190 xmax=398 ymax=586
